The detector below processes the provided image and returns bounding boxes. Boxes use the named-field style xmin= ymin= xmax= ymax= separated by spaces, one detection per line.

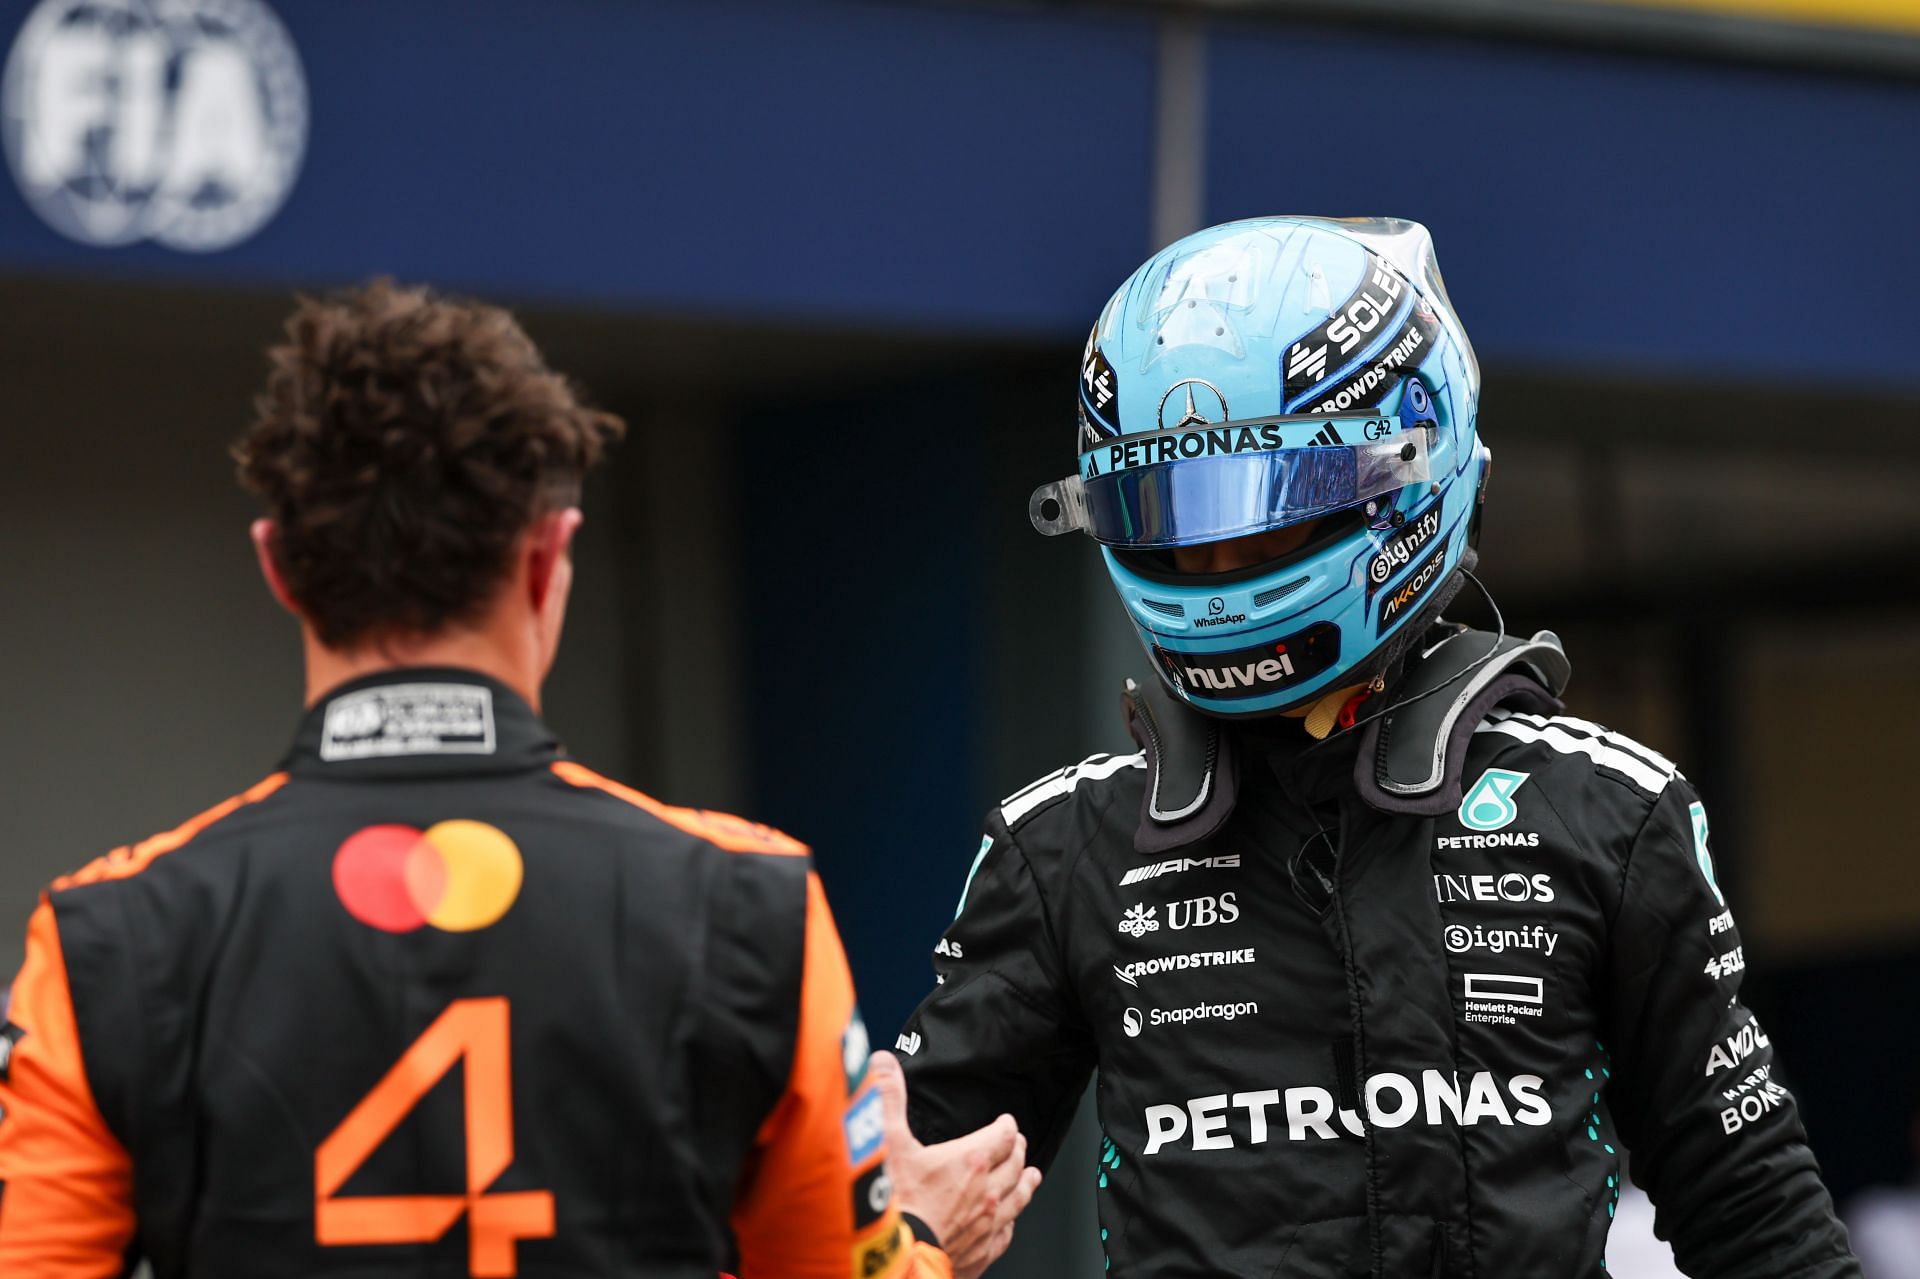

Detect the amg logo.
xmin=1119 ymin=854 xmax=1241 ymax=886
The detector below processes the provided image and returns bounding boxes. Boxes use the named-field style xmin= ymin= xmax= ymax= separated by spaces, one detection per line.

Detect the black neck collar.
xmin=283 ymin=667 xmax=562 ymax=778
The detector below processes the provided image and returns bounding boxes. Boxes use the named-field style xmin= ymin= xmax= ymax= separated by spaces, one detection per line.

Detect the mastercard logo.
xmin=332 ymin=821 xmax=524 ymax=934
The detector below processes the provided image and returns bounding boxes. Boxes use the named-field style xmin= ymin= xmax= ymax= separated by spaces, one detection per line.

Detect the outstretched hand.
xmin=868 ymin=1050 xmax=1043 ymax=1279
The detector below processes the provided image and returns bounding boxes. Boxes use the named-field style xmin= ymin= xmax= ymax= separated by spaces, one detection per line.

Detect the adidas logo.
xmin=895 ymin=1032 xmax=922 ymax=1056
xmin=1309 ymin=423 xmax=1345 ymax=447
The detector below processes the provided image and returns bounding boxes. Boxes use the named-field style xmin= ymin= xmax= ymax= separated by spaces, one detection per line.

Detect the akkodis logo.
xmin=333 ymin=820 xmax=524 ymax=934
xmin=1459 ymin=769 xmax=1529 ymax=832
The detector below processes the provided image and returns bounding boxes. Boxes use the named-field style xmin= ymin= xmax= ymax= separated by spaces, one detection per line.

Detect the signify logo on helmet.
xmin=1152 ymin=623 xmax=1341 ymax=700
xmin=1366 ymin=505 xmax=1444 ymax=593
xmin=1375 ymin=534 xmax=1452 ymax=630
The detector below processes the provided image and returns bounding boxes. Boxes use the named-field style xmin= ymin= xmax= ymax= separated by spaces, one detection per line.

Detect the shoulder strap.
xmin=1354 ymin=627 xmax=1571 ymax=816
xmin=1123 ymin=677 xmax=1238 ymax=855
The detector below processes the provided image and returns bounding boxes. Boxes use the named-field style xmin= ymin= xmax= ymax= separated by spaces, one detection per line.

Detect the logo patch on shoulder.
xmin=1690 ymin=801 xmax=1725 ymax=907
xmin=854 ymin=1161 xmax=894 ymax=1229
xmin=853 ymin=1218 xmax=905 ymax=1277
xmin=320 ymin=684 xmax=496 ymax=761
xmin=1459 ymin=769 xmax=1529 ymax=832
xmin=843 ymin=1009 xmax=871 ymax=1096
xmin=845 ymin=1087 xmax=886 ymax=1167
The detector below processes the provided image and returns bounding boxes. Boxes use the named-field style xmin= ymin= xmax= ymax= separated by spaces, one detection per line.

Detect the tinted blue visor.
xmin=1030 ymin=416 xmax=1432 ymax=549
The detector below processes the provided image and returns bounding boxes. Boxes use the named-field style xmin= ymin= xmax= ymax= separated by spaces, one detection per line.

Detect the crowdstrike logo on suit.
xmin=1141 ymin=1069 xmax=1550 ymax=1154
xmin=1113 ymin=947 xmax=1256 ymax=988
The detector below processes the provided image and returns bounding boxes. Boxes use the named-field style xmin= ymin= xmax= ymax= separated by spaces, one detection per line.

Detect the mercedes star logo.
xmin=1157 ymin=379 xmax=1229 ymax=430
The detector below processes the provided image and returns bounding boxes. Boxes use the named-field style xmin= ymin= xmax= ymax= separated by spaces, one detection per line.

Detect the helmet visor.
xmin=1030 ymin=416 xmax=1432 ymax=549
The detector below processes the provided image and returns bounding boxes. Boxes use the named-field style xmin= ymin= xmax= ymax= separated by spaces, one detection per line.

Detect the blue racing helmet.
xmin=1031 ymin=216 xmax=1488 ymax=717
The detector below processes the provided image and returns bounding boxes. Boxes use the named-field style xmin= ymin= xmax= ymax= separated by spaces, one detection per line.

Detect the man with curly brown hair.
xmin=0 ymin=282 xmax=1036 ymax=1279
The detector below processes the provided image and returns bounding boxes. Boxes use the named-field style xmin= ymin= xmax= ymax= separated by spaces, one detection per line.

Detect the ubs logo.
xmin=3 ymin=0 xmax=308 ymax=251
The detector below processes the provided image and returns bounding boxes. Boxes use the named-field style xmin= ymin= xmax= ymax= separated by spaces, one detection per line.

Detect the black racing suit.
xmin=899 ymin=649 xmax=1858 ymax=1277
xmin=0 ymin=668 xmax=947 ymax=1279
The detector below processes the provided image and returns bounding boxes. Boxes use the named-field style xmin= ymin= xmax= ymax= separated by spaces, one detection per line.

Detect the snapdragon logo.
xmin=1123 ymin=999 xmax=1259 ymax=1036
xmin=1141 ymin=1069 xmax=1550 ymax=1154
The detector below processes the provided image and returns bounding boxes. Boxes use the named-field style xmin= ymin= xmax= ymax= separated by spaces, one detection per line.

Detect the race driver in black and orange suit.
xmin=0 ymin=281 xmax=1038 ymax=1279
xmin=895 ymin=218 xmax=1859 ymax=1276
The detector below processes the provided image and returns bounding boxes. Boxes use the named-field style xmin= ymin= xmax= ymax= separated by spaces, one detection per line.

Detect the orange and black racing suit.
xmin=0 ymin=668 xmax=945 ymax=1279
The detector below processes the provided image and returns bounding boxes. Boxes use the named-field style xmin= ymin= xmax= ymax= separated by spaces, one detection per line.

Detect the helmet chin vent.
xmin=1141 ymin=598 xmax=1186 ymax=620
xmin=1254 ymin=576 xmax=1311 ymax=608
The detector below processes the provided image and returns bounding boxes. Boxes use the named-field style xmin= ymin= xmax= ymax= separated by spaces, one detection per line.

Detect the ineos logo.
xmin=1433 ymin=873 xmax=1555 ymax=904
xmin=3 ymin=0 xmax=308 ymax=251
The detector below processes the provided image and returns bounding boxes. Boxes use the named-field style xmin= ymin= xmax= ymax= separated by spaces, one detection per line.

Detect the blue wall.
xmin=8 ymin=1 xmax=1920 ymax=383
xmin=0 ymin=0 xmax=1158 ymax=332
xmin=1207 ymin=23 xmax=1920 ymax=384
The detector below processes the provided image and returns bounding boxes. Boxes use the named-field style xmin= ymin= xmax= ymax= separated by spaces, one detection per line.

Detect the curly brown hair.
xmin=234 ymin=280 xmax=624 ymax=649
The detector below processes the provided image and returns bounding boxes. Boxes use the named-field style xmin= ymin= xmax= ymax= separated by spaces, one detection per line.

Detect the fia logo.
xmin=2 ymin=0 xmax=309 ymax=251
xmin=1459 ymin=769 xmax=1529 ymax=832
xmin=1689 ymin=801 xmax=1725 ymax=907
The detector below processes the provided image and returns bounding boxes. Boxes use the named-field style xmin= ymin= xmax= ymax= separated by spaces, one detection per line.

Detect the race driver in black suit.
xmin=890 ymin=217 xmax=1858 ymax=1277
xmin=0 ymin=281 xmax=1038 ymax=1279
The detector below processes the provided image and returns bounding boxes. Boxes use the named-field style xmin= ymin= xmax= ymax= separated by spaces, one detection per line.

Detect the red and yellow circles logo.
xmin=332 ymin=821 xmax=524 ymax=934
